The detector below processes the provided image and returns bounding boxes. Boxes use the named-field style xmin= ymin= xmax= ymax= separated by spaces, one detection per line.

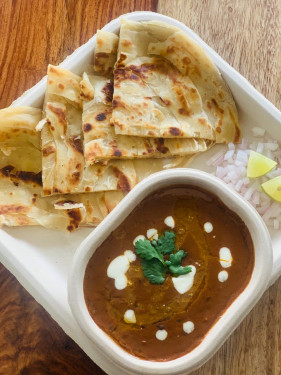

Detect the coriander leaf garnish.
xmin=141 ymin=258 xmax=167 ymax=284
xmin=168 ymin=264 xmax=192 ymax=277
xmin=166 ymin=249 xmax=187 ymax=266
xmin=135 ymin=238 xmax=164 ymax=263
xmin=134 ymin=230 xmax=193 ymax=285
xmin=157 ymin=231 xmax=176 ymax=255
xmin=165 ymin=249 xmax=192 ymax=276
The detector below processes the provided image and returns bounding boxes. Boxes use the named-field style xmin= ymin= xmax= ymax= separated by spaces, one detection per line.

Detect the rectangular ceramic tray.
xmin=0 ymin=11 xmax=281 ymax=375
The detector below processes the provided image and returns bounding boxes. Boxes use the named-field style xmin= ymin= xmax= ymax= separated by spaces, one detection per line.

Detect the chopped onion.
xmin=208 ymin=133 xmax=281 ymax=230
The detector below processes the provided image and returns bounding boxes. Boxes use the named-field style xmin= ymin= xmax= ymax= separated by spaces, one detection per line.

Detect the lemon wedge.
xmin=247 ymin=151 xmax=277 ymax=178
xmin=261 ymin=176 xmax=281 ymax=202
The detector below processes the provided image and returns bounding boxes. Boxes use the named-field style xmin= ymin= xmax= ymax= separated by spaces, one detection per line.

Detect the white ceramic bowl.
xmin=68 ymin=169 xmax=272 ymax=375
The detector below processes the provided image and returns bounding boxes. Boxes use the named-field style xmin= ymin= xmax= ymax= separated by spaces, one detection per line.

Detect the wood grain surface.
xmin=0 ymin=0 xmax=280 ymax=374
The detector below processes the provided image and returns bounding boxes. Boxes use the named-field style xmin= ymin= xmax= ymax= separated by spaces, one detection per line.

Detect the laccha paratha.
xmin=94 ymin=30 xmax=119 ymax=76
xmin=0 ymin=106 xmax=125 ymax=231
xmin=42 ymin=65 xmax=137 ymax=196
xmin=112 ymin=19 xmax=240 ymax=143
xmin=0 ymin=106 xmax=42 ymax=172
xmin=111 ymin=19 xmax=215 ymax=140
xmin=81 ymin=72 xmax=212 ymax=164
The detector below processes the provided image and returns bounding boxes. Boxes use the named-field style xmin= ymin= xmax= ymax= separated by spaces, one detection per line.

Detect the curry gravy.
xmin=84 ymin=186 xmax=254 ymax=361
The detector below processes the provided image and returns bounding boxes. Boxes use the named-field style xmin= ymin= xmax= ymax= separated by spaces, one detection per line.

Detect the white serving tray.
xmin=0 ymin=11 xmax=281 ymax=375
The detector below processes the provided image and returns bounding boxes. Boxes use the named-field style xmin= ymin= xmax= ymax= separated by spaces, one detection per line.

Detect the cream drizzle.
xmin=164 ymin=216 xmax=175 ymax=228
xmin=172 ymin=266 xmax=196 ymax=294
xmin=107 ymin=250 xmax=136 ymax=290
xmin=156 ymin=329 xmax=168 ymax=341
xmin=183 ymin=321 xmax=194 ymax=334
xmin=218 ymin=270 xmax=228 ymax=282
xmin=146 ymin=228 xmax=158 ymax=241
xmin=124 ymin=309 xmax=136 ymax=324
xmin=204 ymin=222 xmax=213 ymax=233
xmin=219 ymin=247 xmax=233 ymax=268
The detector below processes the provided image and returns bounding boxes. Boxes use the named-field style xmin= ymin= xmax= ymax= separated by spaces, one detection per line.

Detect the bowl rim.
xmin=68 ymin=169 xmax=273 ymax=374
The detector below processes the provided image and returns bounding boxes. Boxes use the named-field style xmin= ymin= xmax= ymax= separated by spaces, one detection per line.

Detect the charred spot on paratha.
xmin=178 ymin=108 xmax=191 ymax=116
xmin=113 ymin=149 xmax=122 ymax=157
xmin=72 ymin=171 xmax=81 ymax=181
xmin=101 ymin=82 xmax=114 ymax=103
xmin=47 ymin=103 xmax=67 ymax=130
xmin=169 ymin=127 xmax=183 ymax=136
xmin=69 ymin=137 xmax=83 ymax=154
xmin=116 ymin=53 xmax=127 ymax=68
xmin=114 ymin=68 xmax=142 ymax=86
xmin=155 ymin=138 xmax=169 ymax=154
xmin=17 ymin=171 xmax=41 ymax=185
xmin=83 ymin=123 xmax=92 ymax=132
xmin=113 ymin=167 xmax=131 ymax=192
xmin=112 ymin=98 xmax=125 ymax=109
xmin=0 ymin=165 xmax=14 ymax=177
xmin=95 ymin=113 xmax=106 ymax=121
xmin=54 ymin=187 xmax=63 ymax=193
xmin=67 ymin=208 xmax=82 ymax=230
xmin=42 ymin=145 xmax=56 ymax=157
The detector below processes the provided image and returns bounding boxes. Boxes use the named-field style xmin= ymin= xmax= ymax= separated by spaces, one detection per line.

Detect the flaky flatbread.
xmin=147 ymin=24 xmax=240 ymax=143
xmin=0 ymin=106 xmax=42 ymax=172
xmin=82 ymin=73 xmax=212 ymax=164
xmin=42 ymin=65 xmax=137 ymax=195
xmin=0 ymin=169 xmax=124 ymax=231
xmin=0 ymin=106 xmax=125 ymax=231
xmin=94 ymin=30 xmax=119 ymax=76
xmin=0 ymin=106 xmax=196 ymax=232
xmin=112 ymin=56 xmax=214 ymax=139
xmin=111 ymin=20 xmax=215 ymax=140
xmin=112 ymin=19 xmax=240 ymax=143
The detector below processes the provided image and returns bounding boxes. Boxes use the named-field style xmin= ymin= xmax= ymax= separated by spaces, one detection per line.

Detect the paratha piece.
xmin=42 ymin=65 xmax=137 ymax=196
xmin=80 ymin=73 xmax=113 ymax=102
xmin=0 ymin=107 xmax=192 ymax=231
xmin=114 ymin=19 xmax=240 ymax=143
xmin=82 ymin=73 xmax=212 ymax=164
xmin=0 ymin=168 xmax=124 ymax=231
xmin=0 ymin=106 xmax=42 ymax=172
xmin=147 ymin=27 xmax=240 ymax=143
xmin=116 ymin=19 xmax=178 ymax=65
xmin=46 ymin=64 xmax=82 ymax=106
xmin=42 ymin=65 xmax=84 ymax=195
xmin=94 ymin=30 xmax=119 ymax=76
xmin=133 ymin=155 xmax=195 ymax=183
xmin=147 ymin=20 xmax=240 ymax=143
xmin=0 ymin=104 xmax=125 ymax=231
xmin=111 ymin=20 xmax=214 ymax=140
xmin=112 ymin=56 xmax=214 ymax=139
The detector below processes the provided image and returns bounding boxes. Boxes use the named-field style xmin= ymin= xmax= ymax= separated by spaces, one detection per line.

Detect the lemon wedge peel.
xmin=261 ymin=176 xmax=281 ymax=203
xmin=247 ymin=151 xmax=277 ymax=178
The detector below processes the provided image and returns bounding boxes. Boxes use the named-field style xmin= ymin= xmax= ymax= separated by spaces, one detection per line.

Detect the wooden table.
xmin=0 ymin=1 xmax=280 ymax=374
